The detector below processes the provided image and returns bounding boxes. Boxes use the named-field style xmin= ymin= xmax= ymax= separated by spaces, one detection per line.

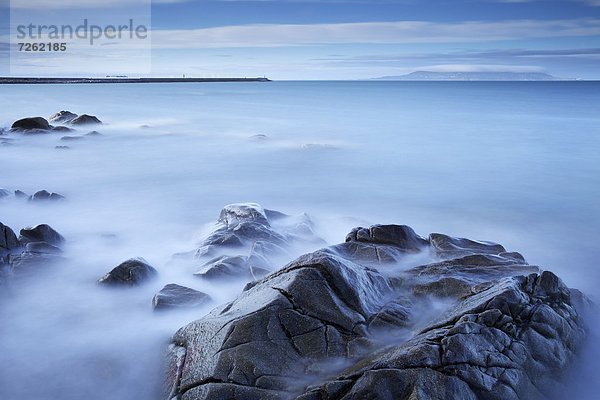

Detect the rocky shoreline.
xmin=0 ymin=112 xmax=594 ymax=399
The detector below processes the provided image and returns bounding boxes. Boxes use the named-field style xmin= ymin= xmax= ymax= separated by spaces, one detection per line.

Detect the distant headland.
xmin=0 ymin=77 xmax=271 ymax=84
xmin=371 ymin=71 xmax=578 ymax=81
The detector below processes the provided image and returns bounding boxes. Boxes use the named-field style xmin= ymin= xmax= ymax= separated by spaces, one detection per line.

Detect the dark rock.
xmin=14 ymin=190 xmax=29 ymax=199
xmin=429 ymin=232 xmax=506 ymax=257
xmin=346 ymin=225 xmax=428 ymax=251
xmin=52 ymin=126 xmax=73 ymax=132
xmin=187 ymin=203 xmax=324 ymax=280
xmin=165 ymin=223 xmax=589 ymax=400
xmin=55 ymin=146 xmax=70 ymax=150
xmin=25 ymin=241 xmax=62 ymax=254
xmin=70 ymin=114 xmax=102 ymax=125
xmin=304 ymin=273 xmax=586 ymax=400
xmin=49 ymin=111 xmax=77 ymax=124
xmin=11 ymin=117 xmax=51 ymax=131
xmin=28 ymin=190 xmax=65 ymax=202
xmin=152 ymin=284 xmax=211 ymax=311
xmin=1 ymin=222 xmax=21 ymax=255
xmin=98 ymin=258 xmax=157 ymax=286
xmin=194 ymin=255 xmax=249 ymax=280
xmin=0 ymin=188 xmax=10 ymax=198
xmin=19 ymin=224 xmax=65 ymax=247
xmin=8 ymin=251 xmax=64 ymax=274
xmin=85 ymin=131 xmax=102 ymax=136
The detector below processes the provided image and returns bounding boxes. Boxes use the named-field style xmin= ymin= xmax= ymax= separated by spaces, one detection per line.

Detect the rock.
xmin=98 ymin=258 xmax=157 ymax=286
xmin=85 ymin=131 xmax=102 ymax=136
xmin=304 ymin=273 xmax=586 ymax=400
xmin=70 ymin=114 xmax=102 ymax=125
xmin=60 ymin=135 xmax=83 ymax=141
xmin=0 ymin=188 xmax=10 ymax=198
xmin=187 ymin=203 xmax=324 ymax=281
xmin=28 ymin=190 xmax=65 ymax=202
xmin=165 ymin=224 xmax=589 ymax=400
xmin=49 ymin=111 xmax=77 ymax=124
xmin=52 ymin=126 xmax=73 ymax=132
xmin=14 ymin=190 xmax=29 ymax=199
xmin=152 ymin=284 xmax=211 ymax=311
xmin=429 ymin=232 xmax=506 ymax=257
xmin=167 ymin=251 xmax=391 ymax=400
xmin=25 ymin=241 xmax=62 ymax=254
xmin=11 ymin=117 xmax=51 ymax=131
xmin=1 ymin=222 xmax=21 ymax=255
xmin=55 ymin=146 xmax=70 ymax=150
xmin=19 ymin=224 xmax=65 ymax=247
xmin=250 ymin=134 xmax=269 ymax=140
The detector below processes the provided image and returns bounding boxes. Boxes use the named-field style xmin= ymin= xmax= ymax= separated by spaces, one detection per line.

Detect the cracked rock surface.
xmin=165 ymin=221 xmax=589 ymax=400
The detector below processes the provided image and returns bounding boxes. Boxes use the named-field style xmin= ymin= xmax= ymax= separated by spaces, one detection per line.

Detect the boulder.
xmin=165 ymin=224 xmax=589 ymax=400
xmin=49 ymin=110 xmax=77 ymax=124
xmin=188 ymin=203 xmax=324 ymax=281
xmin=70 ymin=114 xmax=102 ymax=125
xmin=28 ymin=190 xmax=65 ymax=202
xmin=1 ymin=222 xmax=21 ymax=255
xmin=11 ymin=117 xmax=51 ymax=131
xmin=19 ymin=224 xmax=65 ymax=247
xmin=14 ymin=190 xmax=29 ymax=199
xmin=153 ymin=284 xmax=211 ymax=311
xmin=98 ymin=258 xmax=157 ymax=286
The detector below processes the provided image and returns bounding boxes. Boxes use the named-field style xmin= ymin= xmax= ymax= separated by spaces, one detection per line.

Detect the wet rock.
xmin=49 ymin=111 xmax=77 ymax=124
xmin=0 ymin=188 xmax=10 ymax=198
xmin=152 ymin=284 xmax=211 ymax=311
xmin=429 ymin=232 xmax=506 ymax=258
xmin=166 ymin=223 xmax=589 ymax=400
xmin=70 ymin=114 xmax=102 ymax=125
xmin=304 ymin=273 xmax=586 ymax=400
xmin=11 ymin=117 xmax=51 ymax=131
xmin=28 ymin=190 xmax=65 ymax=202
xmin=1 ymin=222 xmax=21 ymax=255
xmin=85 ymin=131 xmax=102 ymax=136
xmin=98 ymin=258 xmax=157 ymax=286
xmin=188 ymin=203 xmax=324 ymax=280
xmin=19 ymin=224 xmax=65 ymax=247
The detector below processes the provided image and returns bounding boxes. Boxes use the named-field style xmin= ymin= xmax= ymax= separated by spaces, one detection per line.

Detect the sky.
xmin=0 ymin=0 xmax=599 ymax=79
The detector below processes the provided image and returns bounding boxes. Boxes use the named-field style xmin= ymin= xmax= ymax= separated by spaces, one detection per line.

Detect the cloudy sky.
xmin=1 ymin=0 xmax=599 ymax=79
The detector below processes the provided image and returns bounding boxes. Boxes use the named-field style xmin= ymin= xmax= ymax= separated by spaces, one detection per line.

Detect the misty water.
xmin=1 ymin=81 xmax=599 ymax=399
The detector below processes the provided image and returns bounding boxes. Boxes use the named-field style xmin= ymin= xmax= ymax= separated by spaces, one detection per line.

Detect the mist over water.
xmin=1 ymin=81 xmax=599 ymax=399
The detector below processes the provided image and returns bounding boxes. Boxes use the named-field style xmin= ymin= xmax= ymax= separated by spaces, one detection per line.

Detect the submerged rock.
xmin=19 ymin=224 xmax=65 ymax=247
xmin=49 ymin=110 xmax=77 ymax=124
xmin=0 ymin=188 xmax=10 ymax=198
xmin=153 ymin=284 xmax=211 ymax=311
xmin=186 ymin=203 xmax=325 ymax=281
xmin=98 ymin=258 xmax=157 ymax=286
xmin=14 ymin=190 xmax=28 ymax=199
xmin=11 ymin=117 xmax=51 ymax=131
xmin=70 ymin=114 xmax=102 ymax=125
xmin=166 ymin=222 xmax=589 ymax=400
xmin=59 ymin=135 xmax=82 ymax=141
xmin=28 ymin=190 xmax=65 ymax=202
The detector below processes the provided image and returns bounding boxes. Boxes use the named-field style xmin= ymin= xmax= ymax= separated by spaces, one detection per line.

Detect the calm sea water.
xmin=1 ymin=81 xmax=599 ymax=399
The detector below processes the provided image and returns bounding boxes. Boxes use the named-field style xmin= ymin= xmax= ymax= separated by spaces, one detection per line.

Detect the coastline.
xmin=0 ymin=77 xmax=271 ymax=84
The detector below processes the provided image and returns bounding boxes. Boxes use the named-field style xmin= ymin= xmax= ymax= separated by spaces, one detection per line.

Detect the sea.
xmin=1 ymin=81 xmax=599 ymax=399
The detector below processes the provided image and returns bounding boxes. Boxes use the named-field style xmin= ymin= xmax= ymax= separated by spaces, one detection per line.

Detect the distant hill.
xmin=372 ymin=71 xmax=565 ymax=81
